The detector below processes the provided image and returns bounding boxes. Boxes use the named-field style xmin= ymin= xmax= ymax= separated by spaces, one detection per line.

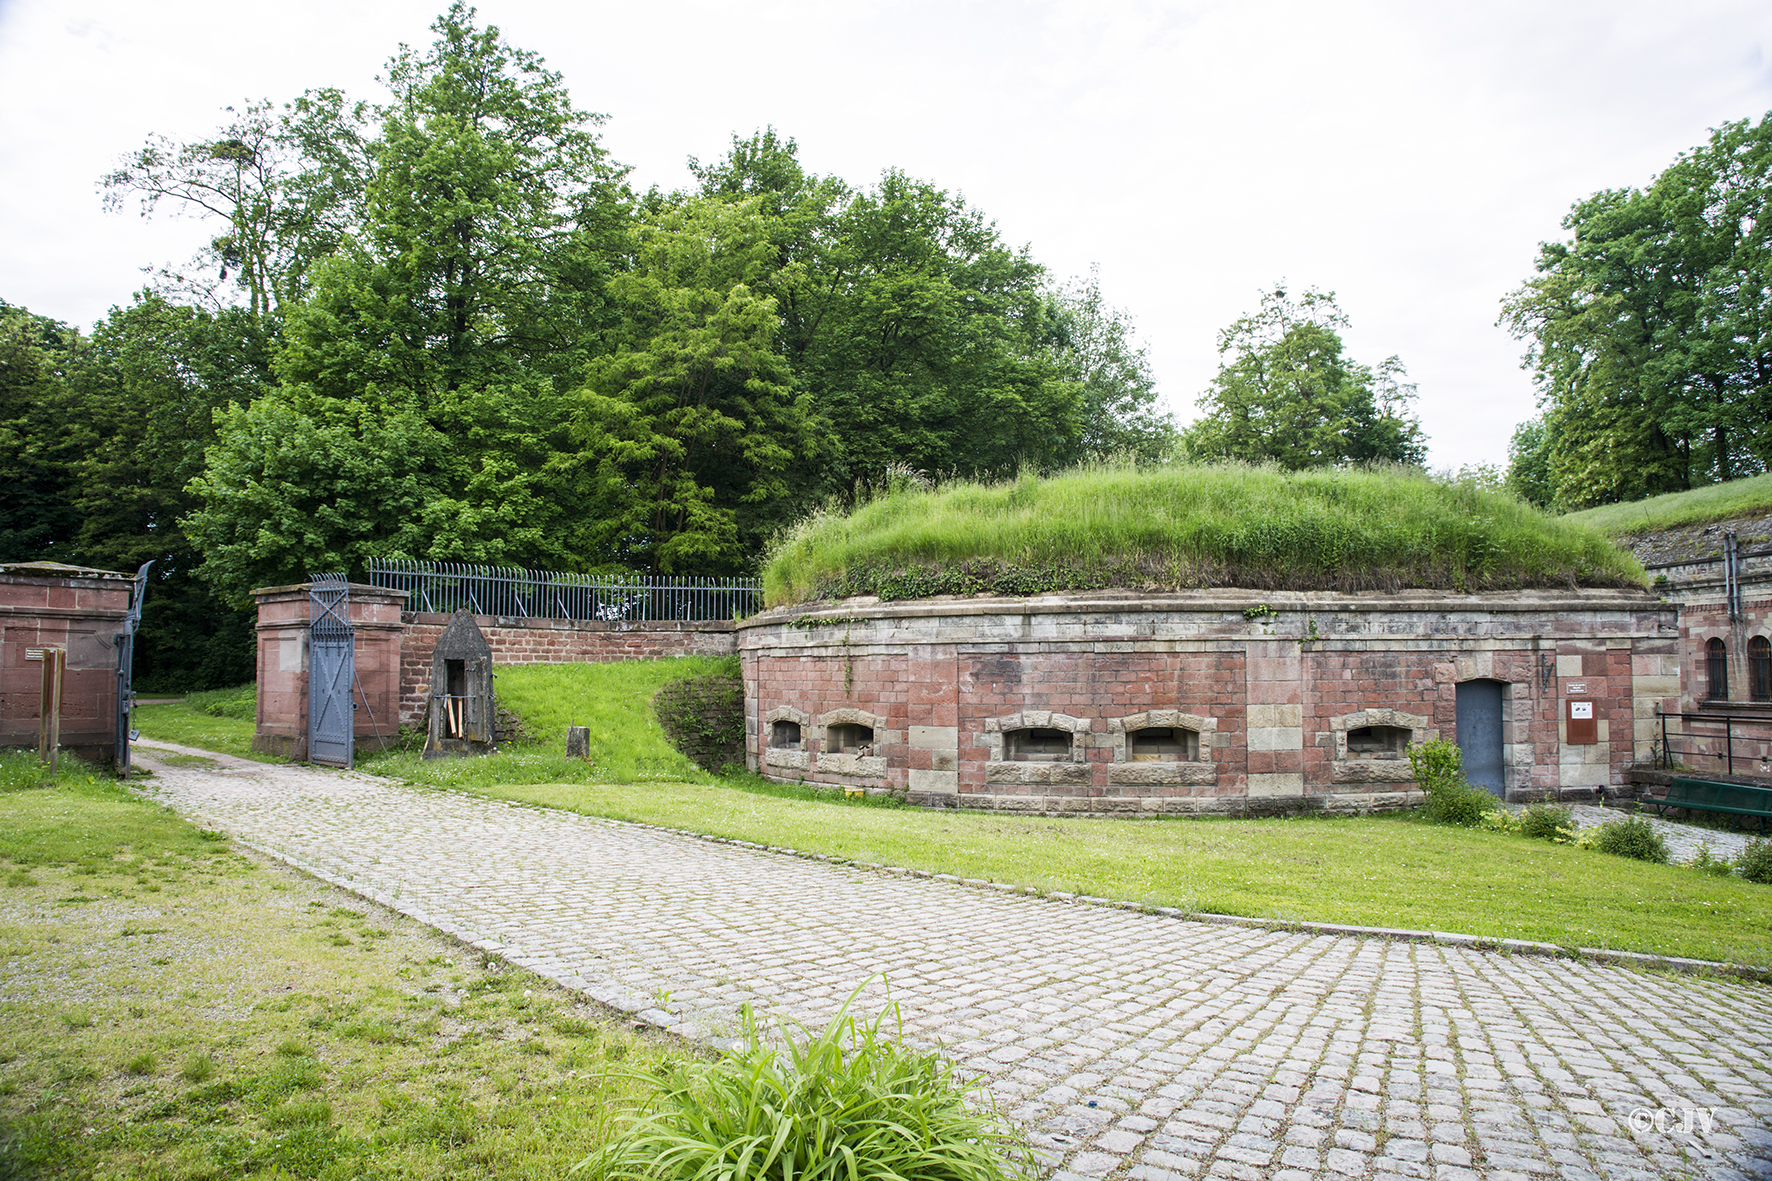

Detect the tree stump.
xmin=565 ymin=726 xmax=591 ymax=759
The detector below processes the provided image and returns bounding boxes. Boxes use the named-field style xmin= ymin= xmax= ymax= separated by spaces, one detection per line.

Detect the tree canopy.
xmin=1501 ymin=114 xmax=1772 ymax=509
xmin=1182 ymin=286 xmax=1426 ymax=469
xmin=7 ymin=4 xmax=1182 ymax=686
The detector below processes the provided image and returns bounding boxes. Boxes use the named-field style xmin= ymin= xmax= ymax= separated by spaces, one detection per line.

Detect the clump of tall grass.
xmin=763 ymin=462 xmax=1644 ymax=606
xmin=583 ymin=989 xmax=1030 ymax=1181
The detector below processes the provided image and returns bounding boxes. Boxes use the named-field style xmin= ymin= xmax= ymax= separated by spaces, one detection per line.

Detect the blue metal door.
xmin=1456 ymin=679 xmax=1506 ymax=797
xmin=308 ymin=575 xmax=354 ymax=768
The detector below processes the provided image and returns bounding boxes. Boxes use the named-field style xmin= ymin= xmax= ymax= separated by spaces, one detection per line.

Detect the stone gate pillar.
xmin=251 ymin=582 xmax=408 ymax=760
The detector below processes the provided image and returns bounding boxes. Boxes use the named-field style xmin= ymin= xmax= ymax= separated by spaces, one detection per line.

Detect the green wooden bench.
xmin=1644 ymin=777 xmax=1772 ymax=832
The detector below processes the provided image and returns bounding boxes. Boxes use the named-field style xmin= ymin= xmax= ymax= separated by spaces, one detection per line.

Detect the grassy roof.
xmin=1562 ymin=472 xmax=1772 ymax=537
xmin=762 ymin=464 xmax=1646 ymax=607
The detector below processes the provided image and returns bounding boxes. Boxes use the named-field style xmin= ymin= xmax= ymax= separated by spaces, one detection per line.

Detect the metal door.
xmin=1456 ymin=679 xmax=1506 ymax=797
xmin=308 ymin=574 xmax=355 ymax=768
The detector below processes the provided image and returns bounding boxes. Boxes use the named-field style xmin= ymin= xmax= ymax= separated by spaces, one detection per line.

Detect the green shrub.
xmin=1590 ymin=816 xmax=1670 ymax=864
xmin=585 ymin=991 xmax=1030 ymax=1181
xmin=1519 ymin=803 xmax=1575 ymax=842
xmin=1406 ymin=740 xmax=1499 ymax=827
xmin=1737 ymin=837 xmax=1772 ymax=884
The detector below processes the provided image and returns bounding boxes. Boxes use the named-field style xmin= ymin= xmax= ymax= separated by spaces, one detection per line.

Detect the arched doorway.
xmin=1456 ymin=679 xmax=1506 ymax=798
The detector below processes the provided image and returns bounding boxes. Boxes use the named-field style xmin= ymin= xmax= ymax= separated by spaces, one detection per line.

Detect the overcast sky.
xmin=3 ymin=0 xmax=1770 ymax=472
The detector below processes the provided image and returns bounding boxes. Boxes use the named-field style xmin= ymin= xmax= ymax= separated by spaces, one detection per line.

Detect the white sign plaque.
xmin=1570 ymin=701 xmax=1594 ymax=720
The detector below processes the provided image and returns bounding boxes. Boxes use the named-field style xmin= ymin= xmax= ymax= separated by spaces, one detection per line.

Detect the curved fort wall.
xmin=738 ymin=589 xmax=1681 ymax=814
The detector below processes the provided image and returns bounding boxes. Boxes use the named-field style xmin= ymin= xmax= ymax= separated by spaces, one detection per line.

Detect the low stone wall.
xmin=739 ymin=589 xmax=1681 ymax=816
xmin=396 ymin=613 xmax=736 ymax=725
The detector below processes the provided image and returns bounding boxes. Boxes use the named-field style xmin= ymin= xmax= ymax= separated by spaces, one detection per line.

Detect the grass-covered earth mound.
xmin=1562 ymin=471 xmax=1772 ymax=537
xmin=764 ymin=464 xmax=1645 ymax=607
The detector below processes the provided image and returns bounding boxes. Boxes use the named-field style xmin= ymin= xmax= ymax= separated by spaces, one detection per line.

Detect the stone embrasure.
xmin=737 ymin=588 xmax=1680 ymax=816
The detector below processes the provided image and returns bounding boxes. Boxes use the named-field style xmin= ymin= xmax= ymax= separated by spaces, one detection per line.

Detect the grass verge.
xmin=445 ymin=778 xmax=1772 ymax=968
xmin=764 ymin=462 xmax=1645 ymax=605
xmin=0 ymin=755 xmax=677 ymax=1179
xmin=1563 ymin=471 xmax=1772 ymax=537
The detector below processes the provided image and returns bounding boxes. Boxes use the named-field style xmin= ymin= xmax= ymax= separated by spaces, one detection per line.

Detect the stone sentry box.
xmin=738 ymin=589 xmax=1681 ymax=816
xmin=423 ymin=610 xmax=496 ymax=758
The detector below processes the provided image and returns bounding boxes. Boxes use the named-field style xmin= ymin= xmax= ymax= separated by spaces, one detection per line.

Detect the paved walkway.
xmin=132 ymin=741 xmax=1772 ymax=1181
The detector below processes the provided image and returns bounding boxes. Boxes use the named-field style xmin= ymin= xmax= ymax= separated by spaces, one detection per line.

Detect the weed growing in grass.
xmin=123 ymin=1051 xmax=158 ymax=1075
xmin=1691 ymin=843 xmax=1736 ymax=877
xmin=585 ymin=988 xmax=1031 ymax=1181
xmin=1519 ymin=803 xmax=1576 ymax=842
xmin=1737 ymin=838 xmax=1772 ymax=884
xmin=180 ymin=1052 xmax=218 ymax=1083
xmin=1591 ymin=816 xmax=1670 ymax=864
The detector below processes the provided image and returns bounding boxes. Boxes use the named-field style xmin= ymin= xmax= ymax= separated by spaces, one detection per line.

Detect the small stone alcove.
xmin=764 ymin=705 xmax=811 ymax=771
xmin=814 ymin=707 xmax=888 ymax=779
xmin=423 ymin=611 xmax=496 ymax=758
xmin=984 ymin=711 xmax=1091 ymax=785
xmin=1328 ymin=707 xmax=1433 ymax=783
xmin=1106 ymin=710 xmax=1218 ymax=787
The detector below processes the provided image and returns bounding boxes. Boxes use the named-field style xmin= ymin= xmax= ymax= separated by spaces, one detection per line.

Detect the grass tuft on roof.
xmin=1561 ymin=472 xmax=1772 ymax=538
xmin=762 ymin=463 xmax=1645 ymax=607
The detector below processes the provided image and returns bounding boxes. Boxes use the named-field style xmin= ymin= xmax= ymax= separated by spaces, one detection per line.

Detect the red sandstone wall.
xmin=398 ymin=613 xmax=736 ymax=725
xmin=0 ymin=568 xmax=131 ymax=761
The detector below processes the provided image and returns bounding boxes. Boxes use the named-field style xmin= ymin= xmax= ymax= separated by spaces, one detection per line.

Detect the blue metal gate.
xmin=308 ymin=574 xmax=355 ymax=768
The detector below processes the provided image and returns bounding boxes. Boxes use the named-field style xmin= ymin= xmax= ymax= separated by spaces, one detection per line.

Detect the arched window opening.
xmin=1752 ymin=637 xmax=1771 ymax=702
xmin=1347 ymin=724 xmax=1412 ymax=758
xmin=1004 ymin=727 xmax=1072 ymax=762
xmin=769 ymin=719 xmax=802 ymax=750
xmin=1708 ymin=638 xmax=1729 ymax=701
xmin=826 ymin=722 xmax=874 ymax=755
xmin=1128 ymin=726 xmax=1200 ymax=762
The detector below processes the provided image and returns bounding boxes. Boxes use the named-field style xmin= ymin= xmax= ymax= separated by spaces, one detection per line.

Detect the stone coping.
xmin=0 ymin=561 xmax=134 ymax=582
xmin=741 ymin=586 xmax=1670 ymax=630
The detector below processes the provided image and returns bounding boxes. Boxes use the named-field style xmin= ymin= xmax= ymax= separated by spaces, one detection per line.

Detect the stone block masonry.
xmin=741 ymin=589 xmax=1681 ymax=816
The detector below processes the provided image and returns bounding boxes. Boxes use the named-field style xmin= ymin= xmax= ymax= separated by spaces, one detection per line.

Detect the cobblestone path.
xmin=134 ymin=742 xmax=1772 ymax=1181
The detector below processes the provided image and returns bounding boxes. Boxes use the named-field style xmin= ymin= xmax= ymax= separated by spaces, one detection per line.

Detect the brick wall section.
xmin=397 ymin=613 xmax=736 ymax=725
xmin=0 ymin=565 xmax=133 ymax=763
xmin=740 ymin=589 xmax=1681 ymax=816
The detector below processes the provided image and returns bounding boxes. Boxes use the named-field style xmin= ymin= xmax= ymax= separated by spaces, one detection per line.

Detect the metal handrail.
xmin=1657 ymin=709 xmax=1772 ymax=778
xmin=366 ymin=558 xmax=761 ymax=623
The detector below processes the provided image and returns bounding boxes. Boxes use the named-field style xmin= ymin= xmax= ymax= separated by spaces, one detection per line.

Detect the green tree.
xmin=0 ymin=302 xmax=99 ymax=562
xmin=1183 ymin=286 xmax=1426 ymax=469
xmin=574 ymin=198 xmax=812 ymax=573
xmin=1501 ymin=114 xmax=1772 ymax=508
xmin=1040 ymin=266 xmax=1175 ymax=464
xmin=692 ymin=133 xmax=1085 ymax=502
xmin=278 ymin=2 xmax=628 ymax=401
xmin=102 ymin=91 xmax=372 ymax=322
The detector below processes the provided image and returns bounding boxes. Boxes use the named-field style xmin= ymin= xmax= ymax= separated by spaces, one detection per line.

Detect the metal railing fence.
xmin=366 ymin=558 xmax=761 ymax=623
xmin=1657 ymin=710 xmax=1772 ymax=780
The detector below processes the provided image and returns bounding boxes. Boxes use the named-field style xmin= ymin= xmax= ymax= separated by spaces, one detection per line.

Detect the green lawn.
xmin=0 ymin=755 xmax=674 ymax=1179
